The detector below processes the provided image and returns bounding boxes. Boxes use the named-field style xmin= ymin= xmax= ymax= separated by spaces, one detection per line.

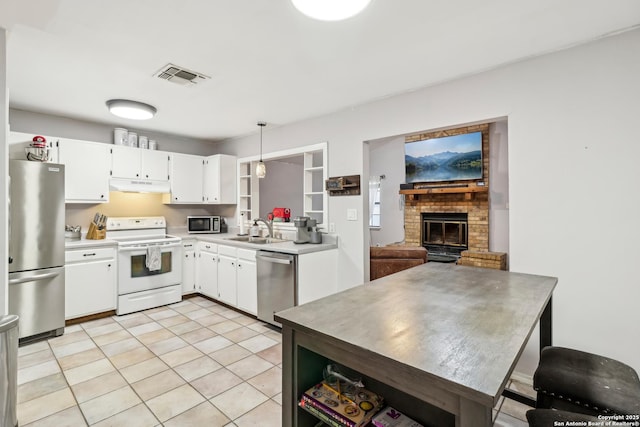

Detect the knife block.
xmin=86 ymin=222 xmax=106 ymax=240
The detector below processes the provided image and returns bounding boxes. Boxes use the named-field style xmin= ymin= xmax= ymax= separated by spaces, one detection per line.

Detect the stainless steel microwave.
xmin=187 ymin=216 xmax=221 ymax=234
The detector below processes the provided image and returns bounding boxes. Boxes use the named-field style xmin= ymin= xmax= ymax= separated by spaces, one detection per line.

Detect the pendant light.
xmin=256 ymin=121 xmax=267 ymax=179
xmin=291 ymin=0 xmax=372 ymax=21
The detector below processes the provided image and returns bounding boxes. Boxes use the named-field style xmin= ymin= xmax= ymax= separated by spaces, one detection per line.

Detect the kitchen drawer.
xmin=237 ymin=248 xmax=256 ymax=261
xmin=65 ymin=247 xmax=115 ymax=263
xmin=217 ymin=244 xmax=237 ymax=257
xmin=197 ymin=241 xmax=217 ymax=252
xmin=182 ymin=240 xmax=197 ymax=250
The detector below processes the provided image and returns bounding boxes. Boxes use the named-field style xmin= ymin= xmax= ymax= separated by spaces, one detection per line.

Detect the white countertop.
xmin=170 ymin=230 xmax=338 ymax=255
xmin=65 ymin=230 xmax=338 ymax=254
xmin=65 ymin=237 xmax=118 ymax=249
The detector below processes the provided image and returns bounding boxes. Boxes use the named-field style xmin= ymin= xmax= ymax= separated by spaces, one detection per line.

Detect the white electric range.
xmin=106 ymin=216 xmax=182 ymax=315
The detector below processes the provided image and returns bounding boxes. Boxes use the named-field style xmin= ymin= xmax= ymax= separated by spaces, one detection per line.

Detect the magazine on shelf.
xmin=371 ymin=406 xmax=424 ymax=427
xmin=299 ymin=380 xmax=384 ymax=427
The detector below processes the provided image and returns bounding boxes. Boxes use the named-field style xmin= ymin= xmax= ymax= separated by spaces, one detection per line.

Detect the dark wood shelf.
xmin=400 ymin=184 xmax=487 ymax=200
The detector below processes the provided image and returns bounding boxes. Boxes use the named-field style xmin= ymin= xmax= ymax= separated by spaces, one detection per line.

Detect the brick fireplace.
xmin=404 ymin=192 xmax=489 ymax=252
xmin=402 ymin=124 xmax=490 ymax=255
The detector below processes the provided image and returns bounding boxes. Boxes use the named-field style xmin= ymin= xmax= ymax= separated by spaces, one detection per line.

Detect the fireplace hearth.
xmin=422 ymin=213 xmax=468 ymax=262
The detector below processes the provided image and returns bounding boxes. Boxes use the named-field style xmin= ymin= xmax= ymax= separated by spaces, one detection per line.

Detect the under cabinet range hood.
xmin=109 ymin=178 xmax=170 ymax=194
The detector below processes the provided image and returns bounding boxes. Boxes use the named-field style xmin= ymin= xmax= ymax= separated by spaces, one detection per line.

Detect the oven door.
xmin=117 ymin=242 xmax=182 ymax=295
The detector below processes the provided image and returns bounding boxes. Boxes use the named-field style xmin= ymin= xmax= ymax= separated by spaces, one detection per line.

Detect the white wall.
xmin=489 ymin=120 xmax=509 ymax=255
xmin=215 ymin=28 xmax=640 ymax=375
xmin=1 ymin=28 xmax=8 ymax=315
xmin=368 ymin=136 xmax=405 ymax=246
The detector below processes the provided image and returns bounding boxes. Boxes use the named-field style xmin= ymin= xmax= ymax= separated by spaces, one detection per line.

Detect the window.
xmin=369 ymin=176 xmax=381 ymax=228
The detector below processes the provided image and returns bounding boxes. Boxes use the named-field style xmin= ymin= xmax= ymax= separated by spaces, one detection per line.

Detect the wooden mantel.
xmin=399 ymin=183 xmax=488 ymax=200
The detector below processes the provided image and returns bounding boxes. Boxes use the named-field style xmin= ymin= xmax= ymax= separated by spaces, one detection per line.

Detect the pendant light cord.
xmin=260 ymin=125 xmax=263 ymax=161
xmin=258 ymin=121 xmax=266 ymax=161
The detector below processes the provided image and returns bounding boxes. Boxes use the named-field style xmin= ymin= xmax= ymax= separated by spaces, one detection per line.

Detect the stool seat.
xmin=533 ymin=346 xmax=640 ymax=415
xmin=526 ymin=409 xmax=601 ymax=427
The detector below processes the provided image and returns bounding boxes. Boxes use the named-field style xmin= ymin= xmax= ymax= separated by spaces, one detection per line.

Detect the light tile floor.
xmin=17 ymin=296 xmax=533 ymax=426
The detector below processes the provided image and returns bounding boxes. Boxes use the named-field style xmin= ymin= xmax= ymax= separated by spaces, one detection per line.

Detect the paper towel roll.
xmin=239 ymin=213 xmax=246 ymax=235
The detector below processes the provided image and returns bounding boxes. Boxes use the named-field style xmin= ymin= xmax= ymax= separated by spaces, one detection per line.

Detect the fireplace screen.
xmin=421 ymin=213 xmax=468 ymax=255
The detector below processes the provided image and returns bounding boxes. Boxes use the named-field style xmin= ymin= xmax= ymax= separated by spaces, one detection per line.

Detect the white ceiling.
xmin=2 ymin=0 xmax=639 ymax=141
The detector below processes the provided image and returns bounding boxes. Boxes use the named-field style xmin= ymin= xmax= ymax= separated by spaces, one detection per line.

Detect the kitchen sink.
xmin=224 ymin=236 xmax=289 ymax=244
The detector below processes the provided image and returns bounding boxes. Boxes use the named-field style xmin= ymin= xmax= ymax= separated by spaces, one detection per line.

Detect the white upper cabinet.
xmin=58 ymin=139 xmax=110 ymax=203
xmin=143 ymin=150 xmax=171 ymax=181
xmin=203 ymin=154 xmax=237 ymax=204
xmin=111 ymin=145 xmax=169 ymax=181
xmin=166 ymin=153 xmax=204 ymax=204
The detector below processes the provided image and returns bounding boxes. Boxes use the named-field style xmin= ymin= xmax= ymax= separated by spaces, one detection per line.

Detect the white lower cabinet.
xmin=182 ymin=239 xmax=197 ymax=294
xmin=196 ymin=242 xmax=218 ymax=298
xmin=217 ymin=245 xmax=238 ymax=306
xmin=193 ymin=242 xmax=257 ymax=315
xmin=236 ymin=249 xmax=257 ymax=315
xmin=65 ymin=246 xmax=117 ymax=319
xmin=297 ymin=249 xmax=338 ymax=305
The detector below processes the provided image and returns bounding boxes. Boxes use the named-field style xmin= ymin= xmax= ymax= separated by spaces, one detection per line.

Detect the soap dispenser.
xmin=250 ymin=221 xmax=261 ymax=237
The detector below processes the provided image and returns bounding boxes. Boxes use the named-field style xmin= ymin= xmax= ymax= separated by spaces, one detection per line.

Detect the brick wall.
xmin=403 ymin=124 xmax=490 ymax=252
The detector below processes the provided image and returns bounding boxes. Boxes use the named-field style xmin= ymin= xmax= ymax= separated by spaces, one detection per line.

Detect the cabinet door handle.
xmin=83 ymin=253 xmax=97 ymax=257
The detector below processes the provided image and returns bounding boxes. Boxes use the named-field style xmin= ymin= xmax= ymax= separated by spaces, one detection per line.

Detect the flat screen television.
xmin=405 ymin=131 xmax=482 ymax=184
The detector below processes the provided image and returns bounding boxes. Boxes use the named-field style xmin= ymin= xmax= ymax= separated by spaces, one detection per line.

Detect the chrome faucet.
xmin=255 ymin=218 xmax=273 ymax=238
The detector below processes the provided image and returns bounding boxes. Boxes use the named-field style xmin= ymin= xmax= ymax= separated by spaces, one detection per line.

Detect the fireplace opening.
xmin=421 ymin=213 xmax=468 ymax=262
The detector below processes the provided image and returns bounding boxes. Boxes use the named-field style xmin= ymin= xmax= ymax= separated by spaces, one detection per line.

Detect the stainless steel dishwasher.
xmin=256 ymin=251 xmax=297 ymax=327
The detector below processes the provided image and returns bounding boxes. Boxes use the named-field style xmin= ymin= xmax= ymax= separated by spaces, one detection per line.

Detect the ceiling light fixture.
xmin=106 ymin=99 xmax=157 ymax=120
xmin=291 ymin=0 xmax=372 ymax=21
xmin=256 ymin=122 xmax=267 ymax=179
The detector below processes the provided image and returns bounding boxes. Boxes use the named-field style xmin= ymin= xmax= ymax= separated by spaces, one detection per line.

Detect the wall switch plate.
xmin=347 ymin=209 xmax=358 ymax=221
xmin=329 ymin=223 xmax=336 ymax=232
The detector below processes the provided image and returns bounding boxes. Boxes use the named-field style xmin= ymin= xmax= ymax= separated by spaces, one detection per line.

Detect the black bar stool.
xmin=527 ymin=409 xmax=601 ymax=427
xmin=532 ymin=346 xmax=640 ymax=415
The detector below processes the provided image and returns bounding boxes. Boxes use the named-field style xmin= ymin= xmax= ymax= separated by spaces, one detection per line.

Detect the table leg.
xmin=501 ymin=296 xmax=553 ymax=408
xmin=540 ymin=296 xmax=552 ymax=351
xmin=282 ymin=326 xmax=294 ymax=427
xmin=457 ymin=398 xmax=492 ymax=427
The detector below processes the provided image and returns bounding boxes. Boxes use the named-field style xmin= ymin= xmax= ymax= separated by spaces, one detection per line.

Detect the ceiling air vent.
xmin=154 ymin=63 xmax=210 ymax=87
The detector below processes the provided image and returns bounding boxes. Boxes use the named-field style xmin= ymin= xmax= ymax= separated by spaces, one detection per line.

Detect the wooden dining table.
xmin=276 ymin=262 xmax=556 ymax=427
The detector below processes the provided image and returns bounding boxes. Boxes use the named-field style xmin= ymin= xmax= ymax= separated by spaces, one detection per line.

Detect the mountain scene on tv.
xmin=405 ymin=132 xmax=482 ymax=183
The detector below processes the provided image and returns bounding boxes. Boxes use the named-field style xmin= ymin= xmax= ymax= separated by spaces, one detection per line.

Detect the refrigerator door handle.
xmin=8 ymin=270 xmax=62 ymax=285
xmin=7 ymin=175 xmax=11 ymax=264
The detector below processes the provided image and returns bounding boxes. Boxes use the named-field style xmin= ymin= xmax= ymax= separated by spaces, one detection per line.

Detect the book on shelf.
xmin=371 ymin=406 xmax=424 ymax=427
xmin=299 ymin=380 xmax=384 ymax=427
xmin=299 ymin=401 xmax=345 ymax=427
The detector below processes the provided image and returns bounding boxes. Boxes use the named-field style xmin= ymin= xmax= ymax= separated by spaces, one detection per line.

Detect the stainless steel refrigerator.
xmin=8 ymin=160 xmax=65 ymax=341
